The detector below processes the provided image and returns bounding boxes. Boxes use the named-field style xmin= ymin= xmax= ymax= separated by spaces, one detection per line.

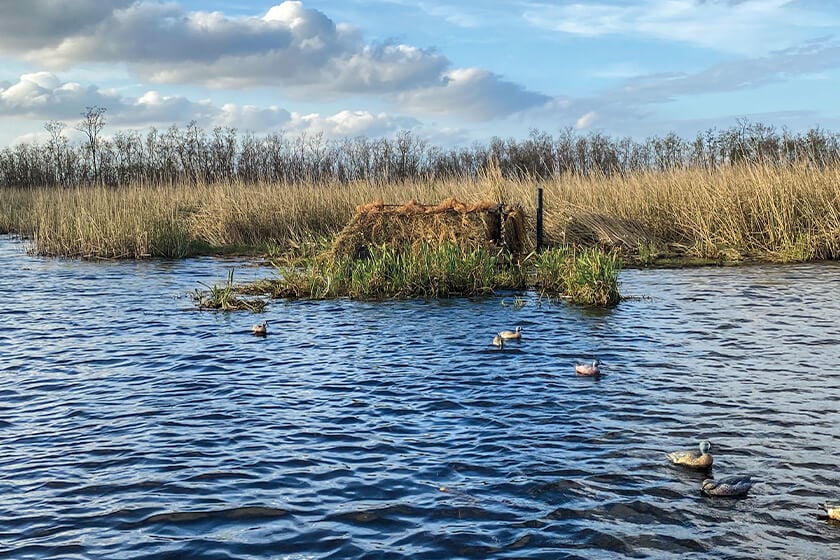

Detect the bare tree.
xmin=76 ymin=106 xmax=107 ymax=184
xmin=44 ymin=120 xmax=67 ymax=186
xmin=6 ymin=117 xmax=840 ymax=189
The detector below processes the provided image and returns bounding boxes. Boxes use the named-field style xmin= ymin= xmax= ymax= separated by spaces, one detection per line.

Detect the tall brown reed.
xmin=0 ymin=187 xmax=35 ymax=235
xmin=29 ymin=185 xmax=193 ymax=258
xmin=532 ymin=163 xmax=840 ymax=262
xmin=2 ymin=162 xmax=840 ymax=263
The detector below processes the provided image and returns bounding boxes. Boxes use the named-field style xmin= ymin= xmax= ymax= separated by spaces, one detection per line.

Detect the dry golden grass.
xmin=0 ymin=187 xmax=36 ymax=236
xmin=535 ymin=163 xmax=840 ymax=262
xmin=2 ymin=162 xmax=839 ymax=262
xmin=28 ymin=185 xmax=193 ymax=258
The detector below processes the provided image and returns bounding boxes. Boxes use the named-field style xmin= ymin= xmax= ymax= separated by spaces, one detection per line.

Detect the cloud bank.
xmin=522 ymin=0 xmax=837 ymax=54
xmin=0 ymin=73 xmax=420 ymax=138
xmin=0 ymin=1 xmax=549 ymax=121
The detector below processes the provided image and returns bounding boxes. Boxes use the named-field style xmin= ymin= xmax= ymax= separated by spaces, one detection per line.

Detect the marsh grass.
xmin=566 ymin=247 xmax=622 ymax=306
xmin=531 ymin=246 xmax=622 ymax=306
xmin=2 ymin=162 xmax=839 ymax=264
xmin=192 ymin=268 xmax=267 ymax=312
xmin=0 ymin=187 xmax=35 ymax=236
xmin=257 ymin=242 xmax=527 ymax=300
xmin=28 ymin=185 xmax=193 ymax=258
xmin=243 ymin=241 xmax=620 ymax=306
xmin=538 ymin=163 xmax=840 ymax=263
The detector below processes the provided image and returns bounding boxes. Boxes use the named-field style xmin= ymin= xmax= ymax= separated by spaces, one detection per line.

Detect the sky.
xmin=1 ymin=0 xmax=839 ymax=147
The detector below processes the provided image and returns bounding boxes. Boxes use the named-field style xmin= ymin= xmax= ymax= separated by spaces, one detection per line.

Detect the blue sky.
xmin=1 ymin=0 xmax=839 ymax=147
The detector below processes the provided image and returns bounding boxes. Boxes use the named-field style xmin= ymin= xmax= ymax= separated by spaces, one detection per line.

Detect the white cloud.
xmin=0 ymin=73 xmax=219 ymax=125
xmin=375 ymin=0 xmax=486 ymax=28
xmin=0 ymin=1 xmax=555 ymax=122
xmin=17 ymin=1 xmax=448 ymax=96
xmin=216 ymin=104 xmax=293 ymax=131
xmin=0 ymin=0 xmax=134 ymax=51
xmin=0 ymin=72 xmax=120 ymax=119
xmin=613 ymin=38 xmax=840 ymax=103
xmin=575 ymin=111 xmax=598 ymax=129
xmin=123 ymin=91 xmax=217 ymax=125
xmin=288 ymin=110 xmax=420 ymax=136
xmin=590 ymin=62 xmax=648 ymax=79
xmin=0 ymin=73 xmax=420 ymax=139
xmin=397 ymin=68 xmax=552 ymax=120
xmin=515 ymin=35 xmax=840 ymax=137
xmin=522 ymin=0 xmax=837 ymax=54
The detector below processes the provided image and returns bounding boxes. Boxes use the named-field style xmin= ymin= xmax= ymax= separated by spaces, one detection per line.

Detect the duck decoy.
xmin=575 ymin=359 xmax=601 ymax=376
xmin=819 ymin=503 xmax=840 ymax=521
xmin=498 ymin=326 xmax=522 ymax=340
xmin=666 ymin=440 xmax=713 ymax=470
xmin=251 ymin=320 xmax=267 ymax=336
xmin=701 ymin=476 xmax=753 ymax=497
xmin=492 ymin=333 xmax=505 ymax=349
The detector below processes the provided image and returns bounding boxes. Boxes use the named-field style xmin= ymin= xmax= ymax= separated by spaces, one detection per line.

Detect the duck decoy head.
xmin=699 ymin=440 xmax=712 ymax=454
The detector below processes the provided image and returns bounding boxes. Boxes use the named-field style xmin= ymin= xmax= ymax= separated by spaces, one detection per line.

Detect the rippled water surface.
xmin=2 ymin=236 xmax=840 ymax=559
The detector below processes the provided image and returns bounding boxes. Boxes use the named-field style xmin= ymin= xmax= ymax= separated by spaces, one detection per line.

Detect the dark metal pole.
xmin=536 ymin=187 xmax=544 ymax=252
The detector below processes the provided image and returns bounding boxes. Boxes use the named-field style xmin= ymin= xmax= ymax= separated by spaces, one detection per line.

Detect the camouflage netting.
xmin=331 ymin=197 xmax=530 ymax=259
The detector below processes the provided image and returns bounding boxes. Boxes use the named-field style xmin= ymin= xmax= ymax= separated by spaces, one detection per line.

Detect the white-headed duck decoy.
xmin=701 ymin=476 xmax=753 ymax=497
xmin=819 ymin=503 xmax=840 ymax=521
xmin=499 ymin=326 xmax=522 ymax=340
xmin=492 ymin=333 xmax=505 ymax=349
xmin=252 ymin=320 xmax=267 ymax=336
xmin=575 ymin=359 xmax=601 ymax=376
xmin=666 ymin=440 xmax=713 ymax=470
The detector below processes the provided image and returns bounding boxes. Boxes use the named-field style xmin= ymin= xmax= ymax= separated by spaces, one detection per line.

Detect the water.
xmin=1 ymin=236 xmax=839 ymax=559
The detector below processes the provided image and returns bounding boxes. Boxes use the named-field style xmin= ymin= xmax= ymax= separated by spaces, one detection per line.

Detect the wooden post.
xmin=536 ymin=186 xmax=544 ymax=252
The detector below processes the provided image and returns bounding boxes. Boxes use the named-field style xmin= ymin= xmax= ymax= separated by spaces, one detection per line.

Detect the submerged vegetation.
xmin=192 ymin=268 xmax=267 ymax=312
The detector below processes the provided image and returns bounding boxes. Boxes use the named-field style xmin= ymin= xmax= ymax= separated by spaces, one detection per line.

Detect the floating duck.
xmin=492 ymin=333 xmax=505 ymax=349
xmin=819 ymin=503 xmax=840 ymax=521
xmin=702 ymin=476 xmax=754 ymax=497
xmin=575 ymin=359 xmax=601 ymax=376
xmin=251 ymin=320 xmax=268 ymax=336
xmin=666 ymin=440 xmax=713 ymax=470
xmin=498 ymin=326 xmax=522 ymax=340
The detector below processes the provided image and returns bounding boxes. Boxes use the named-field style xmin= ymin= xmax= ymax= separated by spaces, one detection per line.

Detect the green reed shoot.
xmin=534 ymin=246 xmax=621 ymax=306
xmin=248 ymin=241 xmax=619 ymax=306
xmin=193 ymin=268 xmax=267 ymax=312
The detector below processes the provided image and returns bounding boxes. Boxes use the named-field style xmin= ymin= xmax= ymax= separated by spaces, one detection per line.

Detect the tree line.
xmin=2 ymin=107 xmax=840 ymax=188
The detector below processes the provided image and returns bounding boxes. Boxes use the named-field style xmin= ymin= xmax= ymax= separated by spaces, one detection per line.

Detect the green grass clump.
xmin=260 ymin=242 xmax=527 ymax=300
xmin=534 ymin=246 xmax=621 ymax=306
xmin=192 ymin=269 xmax=267 ymax=312
xmin=565 ymin=247 xmax=622 ymax=306
xmin=242 ymin=242 xmax=619 ymax=306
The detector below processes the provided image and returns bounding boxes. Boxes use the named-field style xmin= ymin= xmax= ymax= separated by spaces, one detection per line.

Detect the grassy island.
xmin=233 ymin=243 xmax=621 ymax=307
